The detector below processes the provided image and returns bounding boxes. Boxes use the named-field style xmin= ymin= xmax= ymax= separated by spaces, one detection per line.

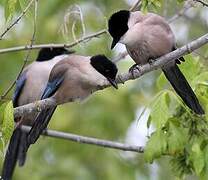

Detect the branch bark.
xmin=194 ymin=0 xmax=208 ymax=7
xmin=14 ymin=33 xmax=208 ymax=119
xmin=0 ymin=29 xmax=107 ymax=54
xmin=129 ymin=0 xmax=142 ymax=11
xmin=21 ymin=125 xmax=144 ymax=153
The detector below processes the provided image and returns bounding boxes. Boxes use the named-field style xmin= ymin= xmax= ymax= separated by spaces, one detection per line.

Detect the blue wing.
xmin=41 ymin=76 xmax=65 ymax=99
xmin=13 ymin=72 xmax=27 ymax=108
xmin=27 ymin=75 xmax=65 ymax=146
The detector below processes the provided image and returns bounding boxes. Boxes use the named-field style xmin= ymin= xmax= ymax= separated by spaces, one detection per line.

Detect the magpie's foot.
xmin=129 ymin=64 xmax=140 ymax=78
xmin=148 ymin=58 xmax=155 ymax=65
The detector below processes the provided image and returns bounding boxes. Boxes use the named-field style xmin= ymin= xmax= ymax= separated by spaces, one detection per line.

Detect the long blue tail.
xmin=1 ymin=128 xmax=27 ymax=180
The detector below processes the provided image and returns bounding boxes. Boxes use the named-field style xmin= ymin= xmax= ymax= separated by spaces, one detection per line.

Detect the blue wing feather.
xmin=41 ymin=76 xmax=65 ymax=99
xmin=13 ymin=72 xmax=27 ymax=108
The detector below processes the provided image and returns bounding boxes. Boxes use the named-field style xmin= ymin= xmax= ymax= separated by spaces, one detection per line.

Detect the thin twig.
xmin=14 ymin=33 xmax=208 ymax=118
xmin=0 ymin=0 xmax=38 ymax=99
xmin=0 ymin=29 xmax=107 ymax=54
xmin=21 ymin=125 xmax=144 ymax=153
xmin=194 ymin=0 xmax=208 ymax=7
xmin=129 ymin=0 xmax=142 ymax=11
xmin=0 ymin=0 xmax=36 ymax=40
xmin=168 ymin=0 xmax=194 ymax=23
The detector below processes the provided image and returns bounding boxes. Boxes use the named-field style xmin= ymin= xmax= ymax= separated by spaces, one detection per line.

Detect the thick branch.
xmin=0 ymin=29 xmax=107 ymax=54
xmin=21 ymin=125 xmax=144 ymax=153
xmin=14 ymin=33 xmax=208 ymax=118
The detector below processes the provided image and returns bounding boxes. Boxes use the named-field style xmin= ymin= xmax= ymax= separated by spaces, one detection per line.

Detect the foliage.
xmin=145 ymin=56 xmax=208 ymax=178
xmin=141 ymin=0 xmax=162 ymax=12
xmin=0 ymin=101 xmax=14 ymax=157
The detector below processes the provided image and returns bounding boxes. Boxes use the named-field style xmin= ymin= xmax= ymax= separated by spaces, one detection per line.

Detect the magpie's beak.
xmin=107 ymin=77 xmax=118 ymax=89
xmin=111 ymin=38 xmax=119 ymax=49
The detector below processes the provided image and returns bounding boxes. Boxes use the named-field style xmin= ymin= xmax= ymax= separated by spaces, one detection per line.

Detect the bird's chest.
xmin=126 ymin=41 xmax=151 ymax=65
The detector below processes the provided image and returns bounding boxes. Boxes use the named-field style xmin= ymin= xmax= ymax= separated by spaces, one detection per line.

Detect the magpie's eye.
xmin=106 ymin=69 xmax=110 ymax=72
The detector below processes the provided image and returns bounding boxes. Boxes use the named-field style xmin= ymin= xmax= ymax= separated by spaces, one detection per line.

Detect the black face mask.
xmin=108 ymin=10 xmax=130 ymax=49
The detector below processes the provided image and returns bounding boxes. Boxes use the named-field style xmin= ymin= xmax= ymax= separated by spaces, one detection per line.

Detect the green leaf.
xmin=156 ymin=72 xmax=167 ymax=90
xmin=4 ymin=0 xmax=18 ymax=21
xmin=179 ymin=55 xmax=201 ymax=86
xmin=149 ymin=91 xmax=170 ymax=128
xmin=147 ymin=115 xmax=152 ymax=129
xmin=200 ymin=145 xmax=208 ymax=180
xmin=170 ymin=155 xmax=191 ymax=177
xmin=167 ymin=119 xmax=187 ymax=155
xmin=193 ymin=72 xmax=208 ymax=87
xmin=0 ymin=101 xmax=14 ymax=152
xmin=144 ymin=130 xmax=168 ymax=163
xmin=141 ymin=0 xmax=149 ymax=12
xmin=189 ymin=143 xmax=205 ymax=175
xmin=177 ymin=0 xmax=184 ymax=3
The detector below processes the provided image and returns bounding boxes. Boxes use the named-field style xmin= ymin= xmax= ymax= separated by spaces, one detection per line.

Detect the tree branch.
xmin=0 ymin=29 xmax=107 ymax=54
xmin=129 ymin=0 xmax=142 ymax=11
xmin=194 ymin=0 xmax=208 ymax=7
xmin=14 ymin=33 xmax=208 ymax=119
xmin=0 ymin=0 xmax=36 ymax=40
xmin=21 ymin=125 xmax=144 ymax=153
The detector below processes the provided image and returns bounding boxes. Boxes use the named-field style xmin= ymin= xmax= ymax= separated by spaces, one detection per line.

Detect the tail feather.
xmin=163 ymin=63 xmax=204 ymax=115
xmin=17 ymin=131 xmax=27 ymax=166
xmin=1 ymin=128 xmax=27 ymax=180
xmin=27 ymin=106 xmax=57 ymax=146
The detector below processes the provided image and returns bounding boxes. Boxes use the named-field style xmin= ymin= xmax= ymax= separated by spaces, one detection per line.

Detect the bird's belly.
xmin=54 ymin=83 xmax=91 ymax=104
xmin=126 ymin=42 xmax=151 ymax=65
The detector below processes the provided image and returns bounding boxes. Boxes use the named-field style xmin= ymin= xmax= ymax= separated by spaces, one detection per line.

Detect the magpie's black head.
xmin=90 ymin=55 xmax=118 ymax=89
xmin=36 ymin=47 xmax=74 ymax=62
xmin=108 ymin=10 xmax=130 ymax=49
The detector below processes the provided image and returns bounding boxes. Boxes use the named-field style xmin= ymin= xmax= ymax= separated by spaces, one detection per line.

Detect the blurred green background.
xmin=0 ymin=0 xmax=208 ymax=179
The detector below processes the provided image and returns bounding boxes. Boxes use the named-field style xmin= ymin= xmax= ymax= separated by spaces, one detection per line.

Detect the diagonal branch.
xmin=14 ymin=33 xmax=208 ymax=119
xmin=21 ymin=125 xmax=144 ymax=153
xmin=129 ymin=0 xmax=142 ymax=11
xmin=194 ymin=0 xmax=208 ymax=7
xmin=0 ymin=0 xmax=36 ymax=40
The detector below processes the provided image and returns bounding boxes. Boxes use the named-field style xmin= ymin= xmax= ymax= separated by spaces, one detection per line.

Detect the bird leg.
xmin=129 ymin=64 xmax=140 ymax=78
xmin=148 ymin=58 xmax=155 ymax=65
xmin=15 ymin=117 xmax=24 ymax=128
xmin=117 ymin=74 xmax=125 ymax=84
